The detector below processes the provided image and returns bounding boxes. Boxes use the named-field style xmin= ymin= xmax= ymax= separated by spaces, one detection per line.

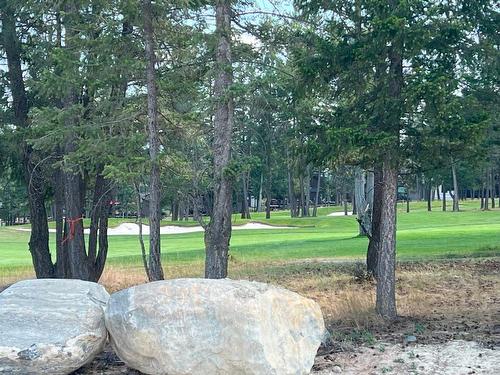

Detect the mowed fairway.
xmin=1 ymin=200 xmax=500 ymax=275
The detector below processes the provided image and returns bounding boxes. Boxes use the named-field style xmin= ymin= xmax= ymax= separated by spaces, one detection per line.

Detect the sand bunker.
xmin=15 ymin=222 xmax=295 ymax=236
xmin=327 ymin=211 xmax=353 ymax=216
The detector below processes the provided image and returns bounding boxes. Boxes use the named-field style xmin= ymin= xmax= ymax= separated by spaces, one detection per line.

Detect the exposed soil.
xmin=314 ymin=340 xmax=500 ymax=374
xmin=75 ymin=340 xmax=500 ymax=375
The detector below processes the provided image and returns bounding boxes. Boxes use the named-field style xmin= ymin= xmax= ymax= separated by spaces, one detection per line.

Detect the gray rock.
xmin=105 ymin=278 xmax=325 ymax=375
xmin=0 ymin=279 xmax=109 ymax=375
xmin=331 ymin=365 xmax=342 ymax=373
xmin=405 ymin=335 xmax=417 ymax=344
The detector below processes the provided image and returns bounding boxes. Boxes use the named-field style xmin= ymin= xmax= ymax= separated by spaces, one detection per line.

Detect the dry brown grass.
xmin=3 ymin=258 xmax=499 ymax=345
xmin=0 ymin=266 xmax=34 ymax=292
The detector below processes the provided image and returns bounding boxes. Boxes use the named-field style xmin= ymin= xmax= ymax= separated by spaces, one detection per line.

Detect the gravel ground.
xmin=74 ymin=340 xmax=500 ymax=375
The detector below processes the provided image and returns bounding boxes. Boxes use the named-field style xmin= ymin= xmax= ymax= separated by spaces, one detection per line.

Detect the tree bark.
xmin=204 ymin=0 xmax=233 ymax=279
xmin=343 ymin=187 xmax=348 ymax=216
xmin=87 ymin=171 xmax=111 ymax=282
xmin=2 ymin=1 xmax=55 ymax=278
xmin=172 ymin=200 xmax=179 ymax=221
xmin=287 ymin=165 xmax=297 ymax=217
xmin=427 ymin=182 xmax=432 ymax=211
xmin=366 ymin=171 xmax=374 ymax=211
xmin=312 ymin=170 xmax=321 ymax=217
xmin=483 ymin=175 xmax=490 ymax=210
xmin=367 ymin=165 xmax=382 ymax=276
xmin=352 ymin=187 xmax=357 ymax=215
xmin=376 ymin=159 xmax=398 ymax=319
xmin=54 ymin=165 xmax=69 ymax=278
xmin=299 ymin=173 xmax=306 ymax=217
xmin=354 ymin=168 xmax=370 ymax=236
xmin=480 ymin=185 xmax=484 ymax=209
xmin=442 ymin=183 xmax=447 ymax=211
xmin=61 ymin=2 xmax=90 ymax=280
xmin=451 ymin=159 xmax=460 ymax=212
xmin=265 ymin=171 xmax=272 ymax=219
xmin=143 ymin=0 xmax=164 ymax=281
xmin=304 ymin=164 xmax=311 ymax=216
xmin=241 ymin=172 xmax=250 ymax=219
xmin=135 ymin=182 xmax=150 ymax=280
xmin=375 ymin=17 xmax=401 ymax=319
xmin=366 ymin=171 xmax=375 ymax=230
xmin=257 ymin=171 xmax=263 ymax=213
xmin=490 ymin=170 xmax=495 ymax=209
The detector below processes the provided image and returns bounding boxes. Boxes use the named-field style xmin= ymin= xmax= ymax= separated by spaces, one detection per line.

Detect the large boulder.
xmin=105 ymin=278 xmax=325 ymax=375
xmin=0 ymin=279 xmax=109 ymax=375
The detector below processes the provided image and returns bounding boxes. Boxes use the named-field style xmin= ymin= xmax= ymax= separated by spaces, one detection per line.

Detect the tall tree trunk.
xmin=304 ymin=164 xmax=311 ymax=216
xmin=287 ymin=165 xmax=297 ymax=218
xmin=367 ymin=165 xmax=382 ymax=276
xmin=172 ymin=200 xmax=179 ymax=221
xmin=427 ymin=182 xmax=432 ymax=211
xmin=497 ymin=176 xmax=500 ymax=208
xmin=265 ymin=171 xmax=272 ymax=219
xmin=87 ymin=171 xmax=111 ymax=282
xmin=480 ymin=185 xmax=484 ymax=209
xmin=484 ymin=175 xmax=490 ymax=210
xmin=61 ymin=2 xmax=90 ymax=280
xmin=376 ymin=160 xmax=398 ymax=319
xmin=343 ymin=187 xmax=348 ymax=216
xmin=134 ymin=182 xmax=150 ymax=280
xmin=442 ymin=183 xmax=447 ymax=211
xmin=299 ymin=173 xmax=306 ymax=217
xmin=451 ymin=159 xmax=460 ymax=212
xmin=490 ymin=170 xmax=495 ymax=209
xmin=54 ymin=165 xmax=69 ymax=278
xmin=2 ymin=1 xmax=55 ymax=278
xmin=365 ymin=171 xmax=375 ymax=230
xmin=352 ymin=187 xmax=357 ymax=215
xmin=257 ymin=171 xmax=263 ymax=213
xmin=143 ymin=0 xmax=164 ymax=281
xmin=354 ymin=168 xmax=370 ymax=236
xmin=205 ymin=0 xmax=233 ymax=279
xmin=241 ymin=172 xmax=250 ymax=219
xmin=312 ymin=170 xmax=321 ymax=217
xmin=366 ymin=171 xmax=374 ymax=211
xmin=93 ymin=187 xmax=111 ymax=281
xmin=375 ymin=20 xmax=401 ymax=320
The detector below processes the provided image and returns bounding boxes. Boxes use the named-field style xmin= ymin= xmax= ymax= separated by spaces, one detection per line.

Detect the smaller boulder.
xmin=0 ymin=279 xmax=109 ymax=375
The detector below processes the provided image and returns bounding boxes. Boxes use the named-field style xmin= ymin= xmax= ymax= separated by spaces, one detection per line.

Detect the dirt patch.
xmin=314 ymin=340 xmax=500 ymax=374
xmin=74 ymin=340 xmax=500 ymax=374
xmin=73 ymin=347 xmax=139 ymax=374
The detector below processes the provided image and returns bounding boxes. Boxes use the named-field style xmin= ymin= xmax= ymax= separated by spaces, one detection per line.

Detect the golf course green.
xmin=1 ymin=200 xmax=499 ymax=274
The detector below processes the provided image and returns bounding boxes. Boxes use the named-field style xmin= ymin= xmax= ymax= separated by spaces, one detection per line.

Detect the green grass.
xmin=1 ymin=200 xmax=500 ymax=273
